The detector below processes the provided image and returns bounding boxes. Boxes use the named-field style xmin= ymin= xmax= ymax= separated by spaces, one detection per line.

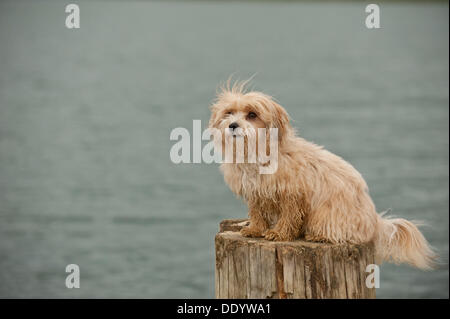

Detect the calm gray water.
xmin=0 ymin=0 xmax=448 ymax=298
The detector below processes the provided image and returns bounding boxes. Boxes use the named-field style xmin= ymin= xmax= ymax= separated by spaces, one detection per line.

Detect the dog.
xmin=209 ymin=80 xmax=436 ymax=270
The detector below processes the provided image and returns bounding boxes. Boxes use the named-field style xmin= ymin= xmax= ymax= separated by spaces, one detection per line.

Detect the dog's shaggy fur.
xmin=209 ymin=81 xmax=436 ymax=270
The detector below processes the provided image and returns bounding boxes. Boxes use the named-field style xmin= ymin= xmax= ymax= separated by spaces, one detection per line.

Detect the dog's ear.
xmin=208 ymin=104 xmax=221 ymax=129
xmin=270 ymin=101 xmax=291 ymax=140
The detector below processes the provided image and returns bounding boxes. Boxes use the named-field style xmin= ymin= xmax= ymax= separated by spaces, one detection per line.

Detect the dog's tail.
xmin=374 ymin=212 xmax=437 ymax=270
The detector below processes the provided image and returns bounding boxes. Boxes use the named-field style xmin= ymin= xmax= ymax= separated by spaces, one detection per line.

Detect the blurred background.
xmin=0 ymin=0 xmax=448 ymax=298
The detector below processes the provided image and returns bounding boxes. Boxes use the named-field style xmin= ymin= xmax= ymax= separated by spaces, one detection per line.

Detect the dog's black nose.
xmin=229 ymin=122 xmax=239 ymax=130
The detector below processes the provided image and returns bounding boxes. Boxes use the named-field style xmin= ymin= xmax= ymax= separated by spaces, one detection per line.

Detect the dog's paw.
xmin=264 ymin=230 xmax=282 ymax=241
xmin=264 ymin=230 xmax=291 ymax=241
xmin=240 ymin=226 xmax=264 ymax=238
xmin=305 ymin=234 xmax=329 ymax=243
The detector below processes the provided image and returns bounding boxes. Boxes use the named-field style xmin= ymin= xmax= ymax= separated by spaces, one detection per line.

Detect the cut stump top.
xmin=218 ymin=218 xmax=373 ymax=250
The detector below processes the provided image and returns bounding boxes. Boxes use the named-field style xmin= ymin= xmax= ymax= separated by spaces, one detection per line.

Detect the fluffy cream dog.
xmin=209 ymin=80 xmax=436 ymax=270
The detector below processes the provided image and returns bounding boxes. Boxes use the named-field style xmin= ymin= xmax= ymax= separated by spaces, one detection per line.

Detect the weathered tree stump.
xmin=215 ymin=219 xmax=376 ymax=299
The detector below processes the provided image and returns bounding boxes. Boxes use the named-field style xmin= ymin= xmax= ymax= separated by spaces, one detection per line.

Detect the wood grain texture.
xmin=215 ymin=219 xmax=376 ymax=299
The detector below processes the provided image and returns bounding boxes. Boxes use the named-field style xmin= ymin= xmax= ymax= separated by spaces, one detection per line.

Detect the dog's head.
xmin=208 ymin=81 xmax=292 ymax=170
xmin=209 ymin=83 xmax=292 ymax=143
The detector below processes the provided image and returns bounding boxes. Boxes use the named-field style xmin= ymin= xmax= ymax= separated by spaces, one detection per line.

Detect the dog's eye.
xmin=226 ymin=111 xmax=233 ymax=115
xmin=247 ymin=112 xmax=257 ymax=119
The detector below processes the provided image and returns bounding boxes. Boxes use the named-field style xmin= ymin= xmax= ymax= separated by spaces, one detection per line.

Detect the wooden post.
xmin=215 ymin=219 xmax=376 ymax=299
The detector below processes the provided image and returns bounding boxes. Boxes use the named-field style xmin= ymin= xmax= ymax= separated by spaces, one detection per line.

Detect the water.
xmin=0 ymin=0 xmax=448 ymax=298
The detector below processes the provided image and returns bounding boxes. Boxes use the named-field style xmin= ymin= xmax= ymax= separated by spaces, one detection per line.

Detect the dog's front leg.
xmin=265 ymin=203 xmax=304 ymax=241
xmin=240 ymin=205 xmax=268 ymax=238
